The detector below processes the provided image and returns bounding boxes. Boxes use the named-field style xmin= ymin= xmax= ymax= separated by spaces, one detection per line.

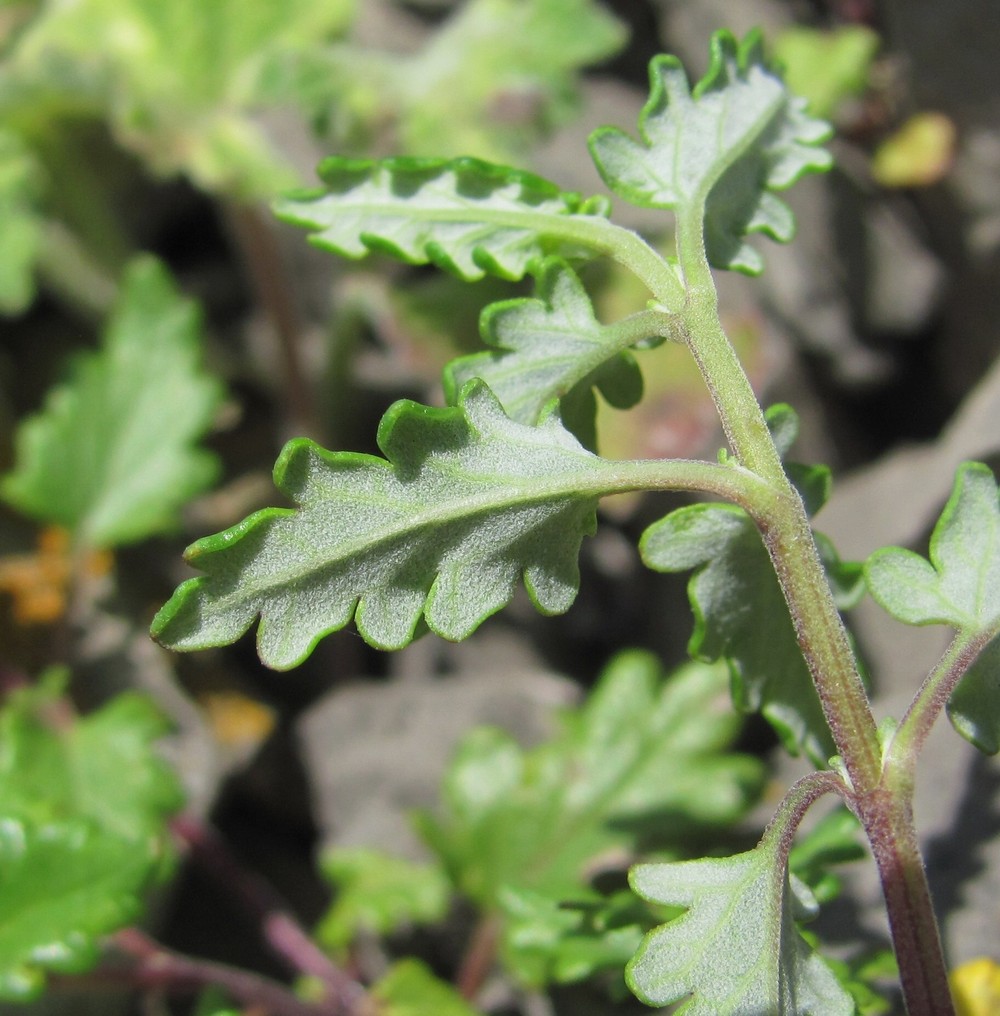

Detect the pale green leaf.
xmin=1 ymin=256 xmax=223 ymax=549
xmin=444 ymin=258 xmax=651 ymax=449
xmin=639 ymin=407 xmax=859 ymax=763
xmin=866 ymin=462 xmax=1000 ymax=753
xmin=273 ymin=156 xmax=610 ymax=282
xmin=316 ymin=848 xmax=451 ymax=955
xmin=588 ymin=29 xmax=832 ymax=273
xmin=152 ymin=381 xmax=617 ymax=669
xmin=627 ymin=839 xmax=852 ymax=1014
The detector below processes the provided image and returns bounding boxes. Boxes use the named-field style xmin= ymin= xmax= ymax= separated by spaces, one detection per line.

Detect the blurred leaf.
xmin=0 ymin=678 xmax=184 ymax=840
xmin=627 ymin=841 xmax=852 ymax=1013
xmin=274 ymin=156 xmax=610 ymax=283
xmin=772 ymin=25 xmax=880 ymax=120
xmin=152 ymin=381 xmax=614 ymax=668
xmin=371 ymin=959 xmax=481 ymax=1016
xmin=417 ymin=650 xmax=765 ymax=924
xmin=316 ymin=848 xmax=450 ymax=956
xmin=872 ymin=112 xmax=957 ymax=189
xmin=0 ymin=127 xmax=43 ymax=313
xmin=866 ymin=462 xmax=1000 ymax=753
xmin=0 ymin=817 xmax=156 ymax=1001
xmin=788 ymin=807 xmax=865 ymax=905
xmin=1 ymin=256 xmax=223 ymax=549
xmin=394 ymin=0 xmax=626 ymax=162
xmin=589 ymin=29 xmax=832 ymax=274
xmin=7 ymin=0 xmax=355 ymax=196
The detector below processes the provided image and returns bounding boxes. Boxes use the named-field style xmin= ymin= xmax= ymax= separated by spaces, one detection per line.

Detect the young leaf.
xmin=444 ymin=258 xmax=656 ymax=449
xmin=1 ymin=256 xmax=223 ymax=550
xmin=588 ymin=30 xmax=832 ymax=273
xmin=627 ymin=830 xmax=852 ymax=1014
xmin=273 ymin=157 xmax=610 ymax=282
xmin=316 ymin=848 xmax=451 ymax=956
xmin=152 ymin=381 xmax=620 ymax=669
xmin=866 ymin=462 xmax=1000 ymax=752
xmin=0 ymin=818 xmax=157 ymax=1001
xmin=416 ymin=652 xmax=765 ymax=934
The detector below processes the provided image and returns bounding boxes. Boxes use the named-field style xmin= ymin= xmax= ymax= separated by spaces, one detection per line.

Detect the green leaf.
xmin=772 ymin=26 xmax=880 ymax=120
xmin=417 ymin=650 xmax=765 ymax=982
xmin=152 ymin=381 xmax=616 ymax=669
xmin=866 ymin=462 xmax=1000 ymax=752
xmin=370 ymin=959 xmax=481 ymax=1016
xmin=273 ymin=156 xmax=610 ymax=283
xmin=0 ymin=679 xmax=184 ymax=841
xmin=315 ymin=848 xmax=451 ymax=956
xmin=444 ymin=258 xmax=651 ymax=450
xmin=9 ymin=0 xmax=355 ymax=196
xmin=788 ymin=808 xmax=865 ymax=905
xmin=1 ymin=256 xmax=223 ymax=549
xmin=390 ymin=0 xmax=626 ymax=163
xmin=0 ymin=818 xmax=156 ymax=1001
xmin=588 ymin=29 xmax=832 ymax=273
xmin=627 ymin=838 xmax=852 ymax=1013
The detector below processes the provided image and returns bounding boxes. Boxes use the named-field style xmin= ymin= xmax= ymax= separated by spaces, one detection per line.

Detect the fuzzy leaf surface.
xmin=417 ymin=651 xmax=765 ymax=985
xmin=445 ymin=258 xmax=648 ymax=449
xmin=588 ymin=30 xmax=832 ymax=273
xmin=316 ymin=849 xmax=451 ymax=956
xmin=273 ymin=157 xmax=610 ymax=282
xmin=1 ymin=257 xmax=222 ymax=549
xmin=866 ymin=462 xmax=1000 ymax=752
xmin=152 ymin=382 xmax=618 ymax=669
xmin=627 ymin=840 xmax=852 ymax=1014
xmin=0 ymin=818 xmax=157 ymax=1001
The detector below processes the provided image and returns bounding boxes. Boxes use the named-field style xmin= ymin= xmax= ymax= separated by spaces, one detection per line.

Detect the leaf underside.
xmin=273 ymin=155 xmax=609 ymax=282
xmin=444 ymin=258 xmax=646 ymax=450
xmin=588 ymin=29 xmax=832 ymax=273
xmin=627 ymin=840 xmax=852 ymax=1014
xmin=152 ymin=382 xmax=615 ymax=670
xmin=867 ymin=462 xmax=1000 ymax=753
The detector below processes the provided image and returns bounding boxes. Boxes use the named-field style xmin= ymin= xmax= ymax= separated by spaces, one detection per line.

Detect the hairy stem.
xmin=854 ymin=794 xmax=955 ymax=1016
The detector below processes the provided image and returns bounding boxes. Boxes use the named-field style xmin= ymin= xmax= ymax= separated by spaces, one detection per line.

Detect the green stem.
xmin=887 ymin=627 xmax=997 ymax=789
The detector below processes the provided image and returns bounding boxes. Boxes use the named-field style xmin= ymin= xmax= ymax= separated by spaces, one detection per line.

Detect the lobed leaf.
xmin=588 ymin=29 xmax=832 ymax=273
xmin=273 ymin=156 xmax=610 ymax=282
xmin=417 ymin=651 xmax=765 ymax=985
xmin=152 ymin=381 xmax=616 ymax=669
xmin=866 ymin=462 xmax=1000 ymax=752
xmin=627 ymin=838 xmax=852 ymax=1014
xmin=444 ymin=258 xmax=651 ymax=449
xmin=639 ymin=409 xmax=858 ymax=763
xmin=1 ymin=256 xmax=223 ymax=550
